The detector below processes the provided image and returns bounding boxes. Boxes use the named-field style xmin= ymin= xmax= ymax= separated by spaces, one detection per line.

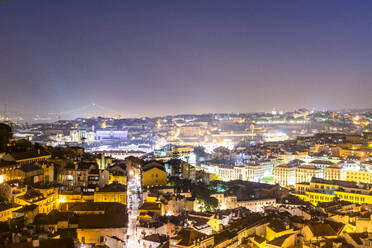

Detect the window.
xmin=100 ymin=236 xmax=105 ymax=243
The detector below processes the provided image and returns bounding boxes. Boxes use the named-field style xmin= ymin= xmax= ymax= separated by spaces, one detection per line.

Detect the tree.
xmin=0 ymin=123 xmax=12 ymax=152
xmin=194 ymin=146 xmax=208 ymax=157
xmin=209 ymin=181 xmax=228 ymax=193
xmin=12 ymin=139 xmax=32 ymax=153
xmin=212 ymin=146 xmax=231 ymax=161
xmin=191 ymin=183 xmax=218 ymax=212
xmin=196 ymin=195 xmax=218 ymax=212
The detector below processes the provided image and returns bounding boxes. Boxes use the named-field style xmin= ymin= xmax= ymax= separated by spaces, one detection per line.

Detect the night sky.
xmin=1 ymin=0 xmax=372 ymax=119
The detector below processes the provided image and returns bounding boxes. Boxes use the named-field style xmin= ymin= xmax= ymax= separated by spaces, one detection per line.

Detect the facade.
xmin=346 ymin=170 xmax=371 ymax=184
xmin=201 ymin=161 xmax=273 ymax=183
xmin=14 ymin=188 xmax=58 ymax=214
xmin=0 ymin=203 xmax=22 ymax=222
xmin=58 ymin=192 xmax=94 ymax=203
xmin=143 ymin=163 xmax=167 ymax=187
xmin=3 ymin=151 xmax=52 ymax=165
xmin=324 ymin=164 xmax=342 ymax=181
xmin=237 ymin=198 xmax=276 ymax=212
xmin=15 ymin=164 xmax=44 ymax=184
xmin=292 ymin=177 xmax=372 ymax=206
xmin=60 ymin=162 xmax=93 ymax=188
xmin=0 ymin=160 xmax=20 ymax=182
xmin=93 ymin=182 xmax=127 ymax=205
xmin=169 ymin=228 xmax=214 ymax=248
xmin=211 ymin=193 xmax=276 ymax=212
xmin=109 ymin=171 xmax=127 ymax=185
xmin=274 ymin=164 xmax=296 ymax=187
xmin=295 ymin=164 xmax=321 ymax=184
xmin=309 ymin=160 xmax=335 ymax=175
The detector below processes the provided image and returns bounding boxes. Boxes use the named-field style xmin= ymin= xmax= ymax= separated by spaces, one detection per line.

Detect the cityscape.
xmin=1 ymin=1 xmax=372 ymax=248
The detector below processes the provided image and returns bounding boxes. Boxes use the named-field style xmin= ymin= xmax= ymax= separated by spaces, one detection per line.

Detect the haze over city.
xmin=2 ymin=1 xmax=372 ymax=248
xmin=1 ymin=0 xmax=372 ymax=120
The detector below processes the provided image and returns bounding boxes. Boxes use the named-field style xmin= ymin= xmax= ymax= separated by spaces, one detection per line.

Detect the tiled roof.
xmin=17 ymin=164 xmax=42 ymax=173
xmin=139 ymin=202 xmax=162 ymax=211
xmin=308 ymin=223 xmax=337 ymax=237
xmin=143 ymin=234 xmax=168 ymax=243
xmin=175 ymin=228 xmax=210 ymax=246
xmin=78 ymin=213 xmax=127 ymax=229
xmin=0 ymin=203 xmax=20 ymax=212
xmin=98 ymin=182 xmax=126 ymax=192
xmin=10 ymin=151 xmax=50 ymax=161
xmin=266 ymin=234 xmax=293 ymax=247
xmin=4 ymin=238 xmax=74 ymax=248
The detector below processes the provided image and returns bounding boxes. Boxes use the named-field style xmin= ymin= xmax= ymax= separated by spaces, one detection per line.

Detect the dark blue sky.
xmin=1 ymin=0 xmax=372 ymax=118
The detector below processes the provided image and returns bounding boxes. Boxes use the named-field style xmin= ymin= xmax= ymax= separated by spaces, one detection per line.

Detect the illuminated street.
xmin=126 ymin=173 xmax=142 ymax=247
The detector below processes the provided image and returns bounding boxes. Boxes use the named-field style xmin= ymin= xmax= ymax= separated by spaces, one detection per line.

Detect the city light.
xmin=1 ymin=1 xmax=372 ymax=247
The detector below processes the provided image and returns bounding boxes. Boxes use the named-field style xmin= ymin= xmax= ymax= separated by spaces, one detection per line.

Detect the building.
xmin=346 ymin=169 xmax=371 ymax=184
xmin=0 ymin=160 xmax=19 ymax=182
xmin=292 ymin=177 xmax=372 ymax=206
xmin=141 ymin=234 xmax=168 ymax=248
xmin=295 ymin=164 xmax=321 ymax=184
xmin=165 ymin=159 xmax=192 ymax=179
xmin=274 ymin=164 xmax=296 ymax=187
xmin=60 ymin=162 xmax=93 ymax=188
xmin=143 ymin=162 xmax=167 ymax=187
xmin=266 ymin=220 xmax=294 ymax=241
xmin=309 ymin=160 xmax=335 ymax=175
xmin=139 ymin=202 xmax=165 ymax=219
xmin=59 ymin=202 xmax=128 ymax=246
xmin=15 ymin=163 xmax=44 ymax=184
xmin=324 ymin=164 xmax=342 ymax=181
xmin=77 ymin=214 xmax=127 ymax=246
xmin=169 ymin=228 xmax=214 ymax=248
xmin=94 ymin=182 xmax=126 ymax=205
xmin=2 ymin=151 xmax=51 ymax=164
xmin=96 ymin=153 xmax=113 ymax=170
xmin=95 ymin=130 xmax=128 ymax=141
xmin=0 ymin=203 xmax=21 ymax=222
xmin=109 ymin=170 xmax=127 ymax=185
xmin=58 ymin=191 xmax=94 ymax=204
xmin=14 ymin=188 xmax=58 ymax=214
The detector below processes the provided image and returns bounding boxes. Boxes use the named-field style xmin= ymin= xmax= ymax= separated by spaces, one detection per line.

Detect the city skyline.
xmin=1 ymin=0 xmax=372 ymax=118
xmin=3 ymin=102 xmax=372 ymax=123
xmin=3 ymin=2 xmax=372 ymax=248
